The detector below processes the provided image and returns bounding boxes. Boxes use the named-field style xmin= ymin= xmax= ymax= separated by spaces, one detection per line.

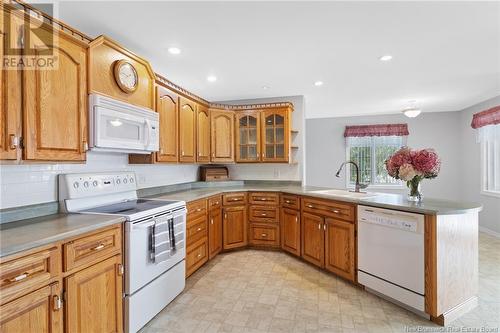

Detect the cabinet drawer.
xmin=186 ymin=237 xmax=208 ymax=277
xmin=281 ymin=194 xmax=300 ymax=210
xmin=187 ymin=215 xmax=208 ymax=246
xmin=208 ymin=195 xmax=222 ymax=210
xmin=249 ymin=224 xmax=279 ymax=246
xmin=0 ymin=247 xmax=60 ymax=305
xmin=187 ymin=199 xmax=207 ymax=218
xmin=302 ymin=197 xmax=355 ymax=222
xmin=249 ymin=192 xmax=279 ymax=206
xmin=249 ymin=206 xmax=279 ymax=223
xmin=223 ymin=192 xmax=247 ymax=206
xmin=63 ymin=226 xmax=121 ymax=272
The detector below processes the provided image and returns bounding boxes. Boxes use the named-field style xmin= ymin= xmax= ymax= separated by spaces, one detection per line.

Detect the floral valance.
xmin=471 ymin=106 xmax=500 ymax=129
xmin=344 ymin=124 xmax=409 ymax=138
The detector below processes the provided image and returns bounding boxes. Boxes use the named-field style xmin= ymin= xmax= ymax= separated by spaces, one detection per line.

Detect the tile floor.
xmin=140 ymin=233 xmax=500 ymax=333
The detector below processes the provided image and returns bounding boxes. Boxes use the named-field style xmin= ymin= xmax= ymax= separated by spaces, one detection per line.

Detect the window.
xmin=482 ymin=140 xmax=500 ymax=195
xmin=346 ymin=136 xmax=406 ymax=187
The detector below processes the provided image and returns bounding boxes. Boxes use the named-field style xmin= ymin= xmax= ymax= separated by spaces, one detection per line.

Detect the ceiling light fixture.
xmin=314 ymin=81 xmax=323 ymax=87
xmin=167 ymin=47 xmax=181 ymax=55
xmin=403 ymin=107 xmax=422 ymax=118
xmin=379 ymin=55 xmax=393 ymax=62
xmin=262 ymin=85 xmax=270 ymax=90
xmin=207 ymin=75 xmax=217 ymax=82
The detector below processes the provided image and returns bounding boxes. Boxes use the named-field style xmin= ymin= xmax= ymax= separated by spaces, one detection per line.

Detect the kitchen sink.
xmin=309 ymin=189 xmax=377 ymax=199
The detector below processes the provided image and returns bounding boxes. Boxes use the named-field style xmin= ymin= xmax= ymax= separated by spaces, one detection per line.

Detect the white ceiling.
xmin=57 ymin=1 xmax=500 ymax=118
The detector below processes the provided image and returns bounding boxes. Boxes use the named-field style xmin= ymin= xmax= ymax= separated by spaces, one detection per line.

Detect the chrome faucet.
xmin=335 ymin=161 xmax=368 ymax=193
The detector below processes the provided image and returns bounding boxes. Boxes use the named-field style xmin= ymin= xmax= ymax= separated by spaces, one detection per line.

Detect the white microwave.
xmin=89 ymin=94 xmax=159 ymax=154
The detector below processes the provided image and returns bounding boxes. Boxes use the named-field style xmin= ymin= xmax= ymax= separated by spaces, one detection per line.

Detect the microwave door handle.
xmin=144 ymin=119 xmax=151 ymax=148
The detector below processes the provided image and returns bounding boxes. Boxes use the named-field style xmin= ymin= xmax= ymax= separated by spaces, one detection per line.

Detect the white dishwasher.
xmin=357 ymin=205 xmax=426 ymax=314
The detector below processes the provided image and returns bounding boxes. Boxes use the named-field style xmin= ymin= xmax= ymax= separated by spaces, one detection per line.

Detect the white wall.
xmin=0 ymin=152 xmax=198 ymax=209
xmin=459 ymin=96 xmax=500 ymax=235
xmin=305 ymin=112 xmax=462 ymax=200
xmin=305 ymin=97 xmax=500 ymax=234
xmin=217 ymin=95 xmax=305 ymax=182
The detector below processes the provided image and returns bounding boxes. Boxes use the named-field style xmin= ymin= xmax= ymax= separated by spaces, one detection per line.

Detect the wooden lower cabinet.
xmin=249 ymin=223 xmax=279 ymax=247
xmin=325 ymin=218 xmax=355 ymax=281
xmin=186 ymin=237 xmax=208 ymax=277
xmin=301 ymin=212 xmax=325 ymax=268
xmin=0 ymin=282 xmax=62 ymax=333
xmin=281 ymin=208 xmax=300 ymax=256
xmin=208 ymin=206 xmax=223 ymax=259
xmin=65 ymin=255 xmax=123 ymax=333
xmin=223 ymin=206 xmax=247 ymax=250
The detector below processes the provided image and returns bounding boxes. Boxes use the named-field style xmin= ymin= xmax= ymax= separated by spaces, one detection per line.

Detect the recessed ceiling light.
xmin=168 ymin=47 xmax=181 ymax=55
xmin=403 ymin=108 xmax=422 ymax=118
xmin=314 ymin=81 xmax=323 ymax=87
xmin=207 ymin=75 xmax=217 ymax=82
xmin=379 ymin=55 xmax=393 ymax=62
xmin=262 ymin=85 xmax=270 ymax=90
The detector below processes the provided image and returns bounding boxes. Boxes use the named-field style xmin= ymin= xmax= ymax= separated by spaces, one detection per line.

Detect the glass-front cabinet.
xmin=235 ymin=107 xmax=291 ymax=163
xmin=236 ymin=111 xmax=261 ymax=162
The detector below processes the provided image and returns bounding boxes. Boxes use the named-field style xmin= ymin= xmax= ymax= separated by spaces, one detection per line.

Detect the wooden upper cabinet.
xmin=210 ymin=109 xmax=234 ymax=163
xmin=65 ymin=255 xmax=123 ymax=333
xmin=235 ymin=110 xmax=261 ymax=162
xmin=325 ymin=218 xmax=355 ymax=282
xmin=197 ymin=104 xmax=210 ymax=163
xmin=301 ymin=212 xmax=325 ymax=268
xmin=179 ymin=97 xmax=196 ymax=163
xmin=261 ymin=108 xmax=290 ymax=163
xmin=23 ymin=21 xmax=87 ymax=161
xmin=156 ymin=85 xmax=179 ymax=162
xmin=0 ymin=282 xmax=62 ymax=333
xmin=88 ymin=36 xmax=155 ymax=110
xmin=0 ymin=9 xmax=22 ymax=160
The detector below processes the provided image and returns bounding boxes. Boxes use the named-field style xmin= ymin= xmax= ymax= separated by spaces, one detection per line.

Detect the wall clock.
xmin=113 ymin=60 xmax=138 ymax=93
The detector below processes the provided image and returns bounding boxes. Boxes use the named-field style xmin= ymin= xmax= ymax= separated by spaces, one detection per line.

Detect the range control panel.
xmin=59 ymin=172 xmax=137 ymax=199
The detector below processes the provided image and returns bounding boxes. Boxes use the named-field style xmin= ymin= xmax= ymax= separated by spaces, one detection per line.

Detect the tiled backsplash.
xmin=0 ymin=152 xmax=198 ymax=209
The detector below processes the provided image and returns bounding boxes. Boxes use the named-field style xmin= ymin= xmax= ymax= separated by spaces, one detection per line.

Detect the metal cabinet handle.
xmin=318 ymin=223 xmax=321 ymax=230
xmin=224 ymin=213 xmax=227 ymax=219
xmin=9 ymin=135 xmax=19 ymax=149
xmin=295 ymin=217 xmax=298 ymax=223
xmin=197 ymin=227 xmax=202 ymax=231
xmin=323 ymin=224 xmax=327 ymax=231
xmin=92 ymin=244 xmax=105 ymax=251
xmin=196 ymin=208 xmax=202 ymax=212
xmin=332 ymin=209 xmax=340 ymax=214
xmin=197 ymin=254 xmax=202 ymax=258
xmin=230 ymin=198 xmax=242 ymax=202
xmin=261 ymin=213 xmax=267 ymax=216
xmin=8 ymin=272 xmax=29 ymax=283
xmin=53 ymin=295 xmax=62 ymax=311
xmin=285 ymin=200 xmax=291 ymax=204
xmin=261 ymin=233 xmax=267 ymax=237
xmin=307 ymin=204 xmax=314 ymax=208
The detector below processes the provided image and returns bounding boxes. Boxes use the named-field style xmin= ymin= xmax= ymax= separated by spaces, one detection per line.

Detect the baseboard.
xmin=431 ymin=296 xmax=478 ymax=326
xmin=479 ymin=226 xmax=500 ymax=238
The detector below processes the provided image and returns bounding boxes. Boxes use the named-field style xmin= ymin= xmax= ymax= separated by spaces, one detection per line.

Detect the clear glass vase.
xmin=407 ymin=178 xmax=423 ymax=202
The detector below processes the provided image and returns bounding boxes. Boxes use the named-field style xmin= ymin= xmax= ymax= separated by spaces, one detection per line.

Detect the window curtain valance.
xmin=344 ymin=124 xmax=409 ymax=138
xmin=471 ymin=106 xmax=500 ymax=142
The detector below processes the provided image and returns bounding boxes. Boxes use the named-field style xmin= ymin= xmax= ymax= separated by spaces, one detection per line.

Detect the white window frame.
xmin=345 ymin=136 xmax=407 ymax=190
xmin=481 ymin=140 xmax=500 ymax=198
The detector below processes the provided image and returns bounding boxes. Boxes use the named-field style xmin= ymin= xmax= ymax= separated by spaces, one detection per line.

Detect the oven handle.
xmin=131 ymin=219 xmax=156 ymax=229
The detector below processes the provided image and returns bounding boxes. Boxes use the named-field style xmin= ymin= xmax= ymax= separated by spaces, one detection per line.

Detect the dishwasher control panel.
xmin=358 ymin=206 xmax=424 ymax=233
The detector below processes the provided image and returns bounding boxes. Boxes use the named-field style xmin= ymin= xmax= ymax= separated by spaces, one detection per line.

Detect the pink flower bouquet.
xmin=385 ymin=147 xmax=441 ymax=201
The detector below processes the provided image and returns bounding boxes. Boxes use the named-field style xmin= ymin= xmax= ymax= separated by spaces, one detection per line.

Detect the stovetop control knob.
xmin=83 ymin=181 xmax=89 ymax=188
xmin=116 ymin=179 xmax=121 ymax=184
xmin=73 ymin=181 xmax=79 ymax=189
xmin=92 ymin=180 xmax=98 ymax=187
xmin=123 ymin=178 xmax=128 ymax=184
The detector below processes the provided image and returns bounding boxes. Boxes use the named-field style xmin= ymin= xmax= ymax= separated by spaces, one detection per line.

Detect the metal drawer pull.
xmin=211 ymin=219 xmax=214 ymax=224
xmin=332 ymin=209 xmax=340 ymax=214
xmin=197 ymin=227 xmax=202 ymax=231
xmin=261 ymin=213 xmax=267 ymax=216
xmin=8 ymin=272 xmax=29 ymax=282
xmin=196 ymin=208 xmax=202 ymax=212
xmin=257 ymin=198 xmax=267 ymax=201
xmin=261 ymin=233 xmax=267 ymax=237
xmin=307 ymin=204 xmax=314 ymax=208
xmin=197 ymin=254 xmax=202 ymax=258
xmin=92 ymin=244 xmax=105 ymax=251
xmin=285 ymin=200 xmax=291 ymax=203
xmin=230 ymin=198 xmax=242 ymax=201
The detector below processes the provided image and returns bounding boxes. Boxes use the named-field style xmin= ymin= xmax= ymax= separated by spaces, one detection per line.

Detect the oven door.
xmin=125 ymin=208 xmax=186 ymax=295
xmin=92 ymin=105 xmax=157 ymax=153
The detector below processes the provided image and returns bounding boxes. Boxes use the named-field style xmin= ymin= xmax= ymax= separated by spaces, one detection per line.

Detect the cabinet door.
xmin=156 ymin=86 xmax=179 ymax=162
xmin=281 ymin=208 xmax=300 ymax=256
xmin=208 ymin=207 xmax=223 ymax=259
xmin=65 ymin=255 xmax=123 ymax=333
xmin=197 ymin=105 xmax=210 ymax=163
xmin=0 ymin=9 xmax=22 ymax=160
xmin=261 ymin=108 xmax=289 ymax=163
xmin=301 ymin=212 xmax=324 ymax=267
xmin=23 ymin=24 xmax=87 ymax=161
xmin=325 ymin=218 xmax=355 ymax=281
xmin=0 ymin=282 xmax=62 ymax=333
xmin=235 ymin=111 xmax=260 ymax=162
xmin=179 ymin=97 xmax=196 ymax=163
xmin=210 ymin=109 xmax=234 ymax=163
xmin=223 ymin=206 xmax=247 ymax=250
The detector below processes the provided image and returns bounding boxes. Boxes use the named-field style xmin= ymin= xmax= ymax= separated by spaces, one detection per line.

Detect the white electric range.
xmin=58 ymin=172 xmax=187 ymax=333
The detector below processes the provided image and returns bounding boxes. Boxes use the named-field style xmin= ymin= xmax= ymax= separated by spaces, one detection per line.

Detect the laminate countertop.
xmin=0 ymin=213 xmax=125 ymax=258
xmin=149 ymin=185 xmax=483 ymax=216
